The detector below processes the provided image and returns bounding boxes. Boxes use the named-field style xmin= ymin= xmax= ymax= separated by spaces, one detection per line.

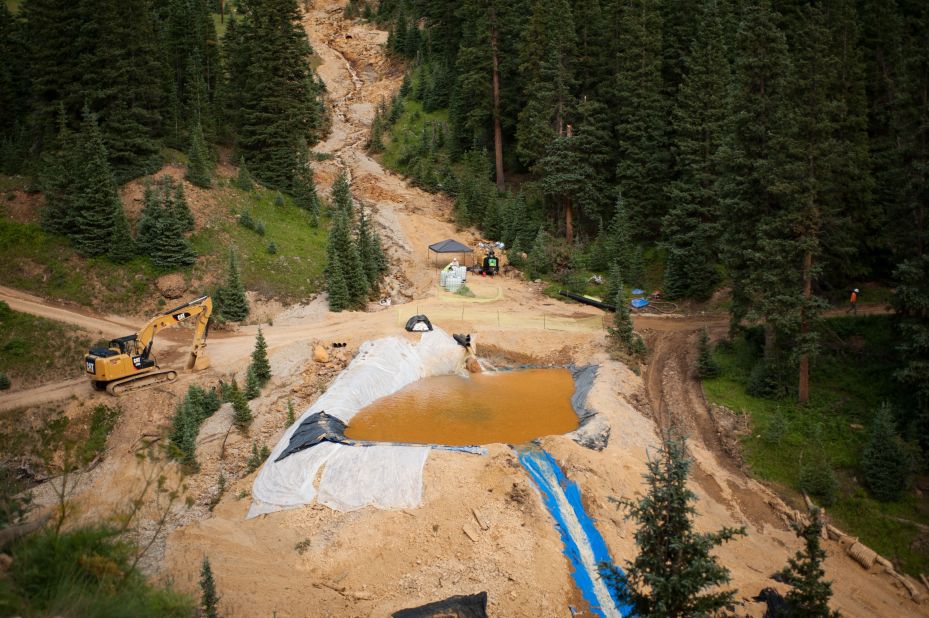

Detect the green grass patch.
xmin=381 ymin=99 xmax=449 ymax=173
xmin=703 ymin=315 xmax=929 ymax=575
xmin=0 ymin=214 xmax=161 ymax=308
xmin=190 ymin=186 xmax=327 ymax=301
xmin=0 ymin=302 xmax=93 ymax=390
xmin=0 ymin=526 xmax=195 ymax=617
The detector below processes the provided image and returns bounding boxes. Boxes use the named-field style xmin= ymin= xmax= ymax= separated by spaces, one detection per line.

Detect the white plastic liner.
xmin=248 ymin=329 xmax=466 ymax=517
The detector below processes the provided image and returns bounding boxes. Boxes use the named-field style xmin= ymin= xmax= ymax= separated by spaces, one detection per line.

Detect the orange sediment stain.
xmin=344 ymin=368 xmax=579 ymax=446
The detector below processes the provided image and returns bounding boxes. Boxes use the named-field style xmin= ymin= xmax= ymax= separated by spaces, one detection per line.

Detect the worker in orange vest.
xmin=847 ymin=288 xmax=859 ymax=315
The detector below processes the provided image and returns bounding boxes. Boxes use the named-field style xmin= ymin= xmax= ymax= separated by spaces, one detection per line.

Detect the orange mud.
xmin=344 ymin=368 xmax=579 ymax=445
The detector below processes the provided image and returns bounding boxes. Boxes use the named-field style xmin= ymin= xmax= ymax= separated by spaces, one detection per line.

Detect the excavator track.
xmin=105 ymin=369 xmax=178 ymax=396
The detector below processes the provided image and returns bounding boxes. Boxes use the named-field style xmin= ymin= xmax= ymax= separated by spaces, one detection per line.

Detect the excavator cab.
xmin=84 ymin=296 xmax=212 ymax=395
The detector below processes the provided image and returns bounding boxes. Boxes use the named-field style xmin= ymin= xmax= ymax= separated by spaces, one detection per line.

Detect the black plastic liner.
xmin=274 ymin=412 xmax=347 ymax=462
xmin=405 ymin=314 xmax=434 ymax=332
xmin=558 ymin=290 xmax=616 ymax=311
xmin=392 ymin=592 xmax=488 ymax=618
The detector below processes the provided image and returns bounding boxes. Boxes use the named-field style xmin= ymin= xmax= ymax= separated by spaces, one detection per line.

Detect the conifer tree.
xmin=225 ymin=0 xmax=323 ymax=190
xmin=892 ymin=255 xmax=929 ymax=459
xmin=326 ymin=253 xmax=350 ymax=312
xmin=232 ymin=386 xmax=253 ymax=432
xmin=719 ymin=0 xmax=803 ymax=367
xmin=515 ymin=0 xmax=576 ymax=169
xmin=663 ymin=0 xmax=730 ymax=300
xmin=286 ymin=399 xmax=296 ymax=425
xmin=244 ymin=364 xmax=260 ymax=400
xmin=327 ymin=210 xmax=369 ymax=307
xmin=39 ymin=109 xmax=81 ymax=236
xmin=695 ymin=328 xmax=720 ymax=379
xmin=778 ymin=509 xmax=841 ymax=618
xmin=70 ymin=107 xmax=129 ymax=258
xmin=861 ymin=403 xmax=911 ymax=502
xmin=199 ymin=556 xmax=220 ymax=618
xmin=219 ymin=251 xmax=249 ymax=322
xmin=602 ymin=436 xmax=744 ymax=615
xmin=330 ymin=169 xmax=353 ymax=213
xmin=613 ymin=0 xmax=670 ymax=239
xmin=233 ymin=157 xmax=255 ymax=192
xmin=356 ymin=204 xmax=380 ymax=288
xmin=108 ymin=206 xmax=136 ymax=263
xmin=293 ymin=142 xmax=321 ymax=216
xmin=171 ymin=182 xmax=195 ymax=232
xmin=251 ymin=327 xmax=271 ymax=386
xmin=608 ymin=281 xmax=635 ymax=353
xmin=186 ymin=120 xmax=212 ymax=188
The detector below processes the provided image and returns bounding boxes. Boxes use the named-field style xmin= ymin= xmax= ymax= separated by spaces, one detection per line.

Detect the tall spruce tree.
xmin=70 ymin=107 xmax=131 ymax=258
xmin=356 ymin=204 xmax=381 ymax=289
xmin=219 ymin=251 xmax=249 ymax=321
xmin=199 ymin=556 xmax=220 ymax=618
xmin=251 ymin=327 xmax=272 ymax=386
xmin=719 ymin=0 xmax=803 ymax=371
xmin=515 ymin=0 xmax=576 ymax=169
xmin=602 ymin=436 xmax=744 ymax=616
xmin=862 ymin=403 xmax=911 ymax=502
xmin=226 ymin=0 xmax=323 ymax=190
xmin=778 ymin=509 xmax=841 ymax=618
xmin=663 ymin=0 xmax=730 ymax=300
xmin=186 ymin=120 xmax=212 ymax=188
xmin=612 ymin=0 xmax=669 ymax=239
xmin=330 ymin=169 xmax=353 ymax=213
xmin=326 ymin=254 xmax=350 ymax=312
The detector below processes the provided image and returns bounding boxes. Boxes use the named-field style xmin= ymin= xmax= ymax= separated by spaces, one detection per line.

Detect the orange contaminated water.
xmin=344 ymin=368 xmax=579 ymax=446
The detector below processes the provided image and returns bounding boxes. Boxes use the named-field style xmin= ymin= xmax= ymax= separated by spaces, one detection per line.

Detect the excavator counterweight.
xmin=84 ymin=296 xmax=212 ymax=395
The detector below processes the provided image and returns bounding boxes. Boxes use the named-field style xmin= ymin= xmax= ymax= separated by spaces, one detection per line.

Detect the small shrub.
xmin=200 ymin=557 xmax=220 ymax=618
xmin=763 ymin=411 xmax=789 ymax=446
xmin=747 ymin=359 xmax=790 ymax=399
xmin=286 ymin=399 xmax=296 ymax=425
xmin=266 ymin=241 xmax=277 ymax=255
xmin=861 ymin=403 xmax=911 ymax=502
xmin=0 ymin=372 xmax=10 ymax=390
xmin=695 ymin=329 xmax=720 ymax=379
xmin=245 ymin=441 xmax=271 ymax=474
xmin=244 ymin=365 xmax=261 ymax=400
xmin=273 ymin=193 xmax=285 ymax=207
xmin=799 ymin=456 xmax=839 ymax=506
xmin=232 ymin=389 xmax=252 ymax=433
xmin=255 ymin=221 xmax=266 ymax=236
xmin=294 ymin=538 xmax=311 ymax=554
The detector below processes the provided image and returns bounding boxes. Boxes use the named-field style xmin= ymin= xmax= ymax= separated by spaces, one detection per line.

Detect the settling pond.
xmin=343 ymin=368 xmax=579 ymax=446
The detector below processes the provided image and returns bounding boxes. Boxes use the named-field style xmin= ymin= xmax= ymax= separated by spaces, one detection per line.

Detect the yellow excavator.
xmin=84 ymin=295 xmax=212 ymax=395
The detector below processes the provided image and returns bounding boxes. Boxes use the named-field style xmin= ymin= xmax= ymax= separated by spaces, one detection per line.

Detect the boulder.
xmin=156 ymin=273 xmax=186 ymax=299
xmin=313 ymin=344 xmax=329 ymax=363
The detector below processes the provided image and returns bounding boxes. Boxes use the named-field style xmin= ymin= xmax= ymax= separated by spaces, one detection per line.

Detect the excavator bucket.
xmin=188 ymin=351 xmax=211 ymax=371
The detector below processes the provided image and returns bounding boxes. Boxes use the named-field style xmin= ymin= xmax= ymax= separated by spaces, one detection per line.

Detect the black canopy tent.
xmin=427 ymin=238 xmax=474 ymax=267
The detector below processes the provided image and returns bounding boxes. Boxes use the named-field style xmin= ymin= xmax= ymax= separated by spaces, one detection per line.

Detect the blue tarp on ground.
xmin=630 ymin=298 xmax=649 ymax=309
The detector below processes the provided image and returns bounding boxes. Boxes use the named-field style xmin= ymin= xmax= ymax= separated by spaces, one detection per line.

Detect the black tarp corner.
xmin=405 ymin=315 xmax=434 ymax=332
xmin=275 ymin=412 xmax=347 ymax=462
xmin=392 ymin=592 xmax=488 ymax=618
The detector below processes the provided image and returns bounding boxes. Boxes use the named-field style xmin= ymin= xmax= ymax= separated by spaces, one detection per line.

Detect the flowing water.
xmin=344 ymin=368 xmax=579 ymax=445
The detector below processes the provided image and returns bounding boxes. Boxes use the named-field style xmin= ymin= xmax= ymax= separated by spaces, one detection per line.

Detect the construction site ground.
xmin=2 ymin=2 xmax=925 ymax=616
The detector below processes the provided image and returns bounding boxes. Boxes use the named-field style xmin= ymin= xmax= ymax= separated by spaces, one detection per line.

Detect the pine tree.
xmin=602 ymin=436 xmax=744 ymax=616
xmin=199 ymin=556 xmax=220 ymax=618
xmin=0 ymin=372 xmax=11 ymax=391
xmin=226 ymin=0 xmax=323 ymax=190
xmin=695 ymin=328 xmax=720 ymax=379
xmin=515 ymin=0 xmax=576 ymax=169
xmin=719 ymin=0 xmax=803 ymax=367
xmin=233 ymin=156 xmax=255 ymax=191
xmin=326 ymin=253 xmax=350 ymax=312
xmin=330 ymin=169 xmax=353 ymax=213
xmin=244 ymin=364 xmax=261 ymax=400
xmin=778 ymin=509 xmax=840 ymax=618
xmin=186 ymin=120 xmax=212 ymax=188
xmin=219 ymin=251 xmax=249 ymax=321
xmin=612 ymin=0 xmax=670 ymax=239
xmin=171 ymin=182 xmax=195 ymax=232
xmin=286 ymin=399 xmax=296 ymax=425
xmin=251 ymin=327 xmax=271 ymax=385
xmin=356 ymin=204 xmax=381 ymax=289
xmin=861 ymin=403 xmax=911 ymax=502
xmin=292 ymin=141 xmax=321 ymax=215
xmin=608 ymin=282 xmax=635 ymax=353
xmin=70 ymin=107 xmax=128 ymax=258
xmin=892 ymin=255 xmax=929 ymax=460
xmin=663 ymin=0 xmax=730 ymax=300
xmin=327 ymin=209 xmax=369 ymax=307
xmin=232 ymin=386 xmax=253 ymax=432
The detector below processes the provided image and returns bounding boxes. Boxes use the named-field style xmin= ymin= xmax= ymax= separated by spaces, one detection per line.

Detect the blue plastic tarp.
xmin=630 ymin=298 xmax=649 ymax=309
xmin=631 ymin=288 xmax=645 ymax=295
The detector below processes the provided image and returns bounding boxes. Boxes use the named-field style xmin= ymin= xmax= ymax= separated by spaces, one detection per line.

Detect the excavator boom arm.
xmin=135 ymin=296 xmax=213 ymax=368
